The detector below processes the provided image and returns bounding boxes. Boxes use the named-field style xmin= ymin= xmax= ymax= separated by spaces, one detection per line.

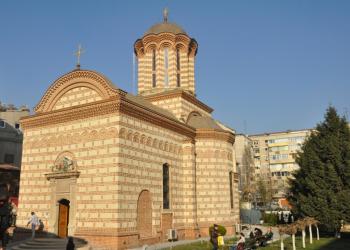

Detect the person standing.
xmin=210 ymin=224 xmax=220 ymax=250
xmin=66 ymin=237 xmax=75 ymax=250
xmin=26 ymin=212 xmax=39 ymax=239
xmin=10 ymin=201 xmax=17 ymax=226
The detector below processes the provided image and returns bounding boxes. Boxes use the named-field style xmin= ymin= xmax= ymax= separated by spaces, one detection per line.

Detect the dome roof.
xmin=144 ymin=22 xmax=187 ymax=36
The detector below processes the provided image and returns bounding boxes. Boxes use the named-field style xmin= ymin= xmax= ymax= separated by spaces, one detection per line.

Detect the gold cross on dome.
xmin=75 ymin=44 xmax=84 ymax=69
xmin=163 ymin=8 xmax=168 ymax=23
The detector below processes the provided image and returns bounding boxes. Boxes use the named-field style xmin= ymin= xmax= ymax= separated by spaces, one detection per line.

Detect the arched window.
xmin=176 ymin=49 xmax=180 ymax=87
xmin=163 ymin=163 xmax=170 ymax=209
xmin=229 ymin=171 xmax=234 ymax=209
xmin=164 ymin=48 xmax=169 ymax=87
xmin=152 ymin=49 xmax=156 ymax=87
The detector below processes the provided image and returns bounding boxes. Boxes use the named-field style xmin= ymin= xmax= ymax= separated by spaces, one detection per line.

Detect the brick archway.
xmin=137 ymin=190 xmax=152 ymax=238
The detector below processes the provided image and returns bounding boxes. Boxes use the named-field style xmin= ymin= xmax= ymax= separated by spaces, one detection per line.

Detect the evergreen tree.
xmin=288 ymin=106 xmax=350 ymax=232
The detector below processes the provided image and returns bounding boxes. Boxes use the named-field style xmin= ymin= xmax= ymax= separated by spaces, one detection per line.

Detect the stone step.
xmin=12 ymin=248 xmax=66 ymax=250
xmin=20 ymin=242 xmax=66 ymax=247
xmin=9 ymin=236 xmax=88 ymax=250
xmin=11 ymin=238 xmax=68 ymax=250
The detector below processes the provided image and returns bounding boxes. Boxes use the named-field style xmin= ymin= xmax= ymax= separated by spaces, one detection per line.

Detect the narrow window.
xmin=163 ymin=163 xmax=170 ymax=209
xmin=164 ymin=48 xmax=169 ymax=87
xmin=152 ymin=49 xmax=156 ymax=87
xmin=176 ymin=49 xmax=180 ymax=87
xmin=0 ymin=120 xmax=5 ymax=128
xmin=229 ymin=171 xmax=234 ymax=209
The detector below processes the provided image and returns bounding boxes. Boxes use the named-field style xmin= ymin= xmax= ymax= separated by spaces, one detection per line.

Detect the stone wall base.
xmin=76 ymin=225 xmax=236 ymax=250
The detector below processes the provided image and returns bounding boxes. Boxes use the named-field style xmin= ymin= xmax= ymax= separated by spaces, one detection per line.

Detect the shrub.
xmin=262 ymin=212 xmax=278 ymax=226
xmin=209 ymin=224 xmax=227 ymax=236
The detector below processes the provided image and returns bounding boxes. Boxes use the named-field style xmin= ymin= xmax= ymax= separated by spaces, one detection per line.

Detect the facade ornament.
xmin=51 ymin=156 xmax=76 ymax=173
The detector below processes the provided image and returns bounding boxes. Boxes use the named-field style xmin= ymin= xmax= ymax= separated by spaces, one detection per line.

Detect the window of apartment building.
xmin=289 ymin=136 xmax=305 ymax=143
xmin=269 ymin=145 xmax=289 ymax=152
xmin=163 ymin=163 xmax=170 ymax=209
xmin=4 ymin=154 xmax=14 ymax=164
xmin=253 ymin=140 xmax=259 ymax=145
xmin=289 ymin=144 xmax=301 ymax=151
xmin=254 ymin=148 xmax=260 ymax=153
xmin=0 ymin=120 xmax=5 ymax=128
xmin=269 ymin=138 xmax=288 ymax=144
xmin=270 ymin=154 xmax=288 ymax=160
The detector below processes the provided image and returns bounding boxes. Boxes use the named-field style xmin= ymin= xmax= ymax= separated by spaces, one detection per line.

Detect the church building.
xmin=17 ymin=11 xmax=240 ymax=249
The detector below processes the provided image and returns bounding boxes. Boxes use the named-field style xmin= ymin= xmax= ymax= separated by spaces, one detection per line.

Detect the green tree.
xmin=288 ymin=106 xmax=350 ymax=232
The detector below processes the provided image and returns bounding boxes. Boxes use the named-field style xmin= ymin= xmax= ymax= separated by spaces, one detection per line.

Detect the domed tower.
xmin=134 ymin=9 xmax=198 ymax=96
xmin=134 ymin=10 xmax=213 ymax=121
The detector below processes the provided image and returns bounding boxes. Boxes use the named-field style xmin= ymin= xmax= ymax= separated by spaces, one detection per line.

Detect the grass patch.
xmin=162 ymin=237 xmax=350 ymax=250
xmin=264 ymin=237 xmax=350 ymax=250
xmin=163 ymin=237 xmax=236 ymax=250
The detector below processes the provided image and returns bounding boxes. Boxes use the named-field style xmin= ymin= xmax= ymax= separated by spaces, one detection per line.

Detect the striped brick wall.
xmin=137 ymin=48 xmax=195 ymax=96
xmin=195 ymin=139 xmax=237 ymax=233
xmin=52 ymin=87 xmax=102 ymax=110
xmin=149 ymin=97 xmax=211 ymax=121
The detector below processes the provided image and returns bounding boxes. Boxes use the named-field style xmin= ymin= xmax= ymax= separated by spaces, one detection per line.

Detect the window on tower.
xmin=163 ymin=163 xmax=170 ymax=209
xmin=152 ymin=49 xmax=156 ymax=87
xmin=229 ymin=171 xmax=234 ymax=209
xmin=176 ymin=49 xmax=181 ymax=87
xmin=164 ymin=48 xmax=169 ymax=87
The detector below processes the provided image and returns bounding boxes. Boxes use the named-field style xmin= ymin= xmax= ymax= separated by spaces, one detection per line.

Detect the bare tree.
xmin=241 ymin=145 xmax=255 ymax=201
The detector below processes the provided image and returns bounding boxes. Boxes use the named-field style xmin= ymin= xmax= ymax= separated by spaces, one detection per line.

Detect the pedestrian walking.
xmin=26 ymin=212 xmax=39 ymax=239
xmin=210 ymin=224 xmax=220 ymax=250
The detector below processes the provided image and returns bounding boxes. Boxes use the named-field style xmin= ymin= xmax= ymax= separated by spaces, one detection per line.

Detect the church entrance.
xmin=57 ymin=199 xmax=70 ymax=238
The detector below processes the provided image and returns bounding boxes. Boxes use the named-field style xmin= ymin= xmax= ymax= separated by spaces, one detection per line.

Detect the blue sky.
xmin=0 ymin=0 xmax=349 ymax=134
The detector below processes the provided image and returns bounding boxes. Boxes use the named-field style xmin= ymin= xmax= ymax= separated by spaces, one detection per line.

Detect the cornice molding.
xmin=134 ymin=33 xmax=198 ymax=57
xmin=35 ymin=70 xmax=124 ymax=113
xmin=195 ymin=129 xmax=235 ymax=144
xmin=45 ymin=170 xmax=80 ymax=180
xmin=21 ymin=97 xmax=121 ymax=129
xmin=143 ymin=90 xmax=213 ymax=114
xmin=21 ymin=93 xmax=196 ymax=140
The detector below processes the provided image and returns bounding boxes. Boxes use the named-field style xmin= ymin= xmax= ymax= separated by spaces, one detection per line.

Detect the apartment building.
xmin=0 ymin=104 xmax=29 ymax=198
xmin=249 ymin=129 xmax=311 ymax=199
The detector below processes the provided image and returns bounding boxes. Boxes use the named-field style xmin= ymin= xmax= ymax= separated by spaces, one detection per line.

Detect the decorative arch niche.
xmin=137 ymin=190 xmax=153 ymax=238
xmin=35 ymin=70 xmax=122 ymax=113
